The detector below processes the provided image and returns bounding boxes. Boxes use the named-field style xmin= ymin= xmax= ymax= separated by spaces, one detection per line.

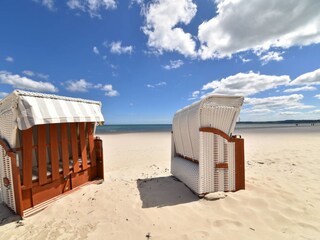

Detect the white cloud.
xmin=239 ymin=56 xmax=251 ymax=63
xmin=202 ymin=71 xmax=290 ymax=97
xmin=33 ymin=0 xmax=55 ymax=11
xmin=64 ymin=79 xmax=119 ymax=97
xmin=0 ymin=70 xmax=57 ymax=92
xmin=163 ymin=60 xmax=184 ymax=70
xmin=240 ymin=94 xmax=317 ymax=120
xmin=22 ymin=70 xmax=35 ymax=76
xmin=108 ymin=64 xmax=116 ymax=69
xmin=5 ymin=56 xmax=14 ymax=62
xmin=93 ymin=46 xmax=100 ymax=55
xmin=311 ymin=110 xmax=320 ymax=114
xmin=37 ymin=73 xmax=49 ymax=80
xmin=65 ymin=79 xmax=92 ymax=92
xmin=245 ymin=94 xmax=314 ymax=110
xmin=142 ymin=0 xmax=197 ymax=57
xmin=194 ymin=69 xmax=320 ymax=108
xmin=130 ymin=0 xmax=144 ymax=8
xmin=290 ymin=68 xmax=320 ymax=85
xmin=284 ymin=86 xmax=316 ymax=93
xmin=140 ymin=1 xmax=320 ymax=60
xmin=67 ymin=0 xmax=117 ymax=18
xmin=147 ymin=81 xmax=167 ymax=88
xmin=102 ymin=84 xmax=119 ymax=97
xmin=279 ymin=111 xmax=303 ymax=116
xmin=188 ymin=90 xmax=200 ymax=100
xmin=192 ymin=90 xmax=199 ymax=96
xmin=286 ymin=105 xmax=315 ymax=110
xmin=42 ymin=0 xmax=55 ymax=10
xmin=108 ymin=41 xmax=133 ymax=55
xmin=156 ymin=81 xmax=166 ymax=86
xmin=191 ymin=68 xmax=320 ymax=120
xmin=197 ymin=0 xmax=320 ymax=59
xmin=260 ymin=51 xmax=284 ymax=65
xmin=242 ymin=108 xmax=273 ymax=114
xmin=66 ymin=0 xmax=84 ymax=11
xmin=22 ymin=70 xmax=49 ymax=80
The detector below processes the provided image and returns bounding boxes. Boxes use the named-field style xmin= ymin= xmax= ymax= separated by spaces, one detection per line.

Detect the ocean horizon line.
xmin=103 ymin=119 xmax=320 ymax=126
xmin=96 ymin=120 xmax=320 ymax=134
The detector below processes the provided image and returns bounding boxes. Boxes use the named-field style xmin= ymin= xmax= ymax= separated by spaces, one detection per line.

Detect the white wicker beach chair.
xmin=171 ymin=95 xmax=245 ymax=195
xmin=0 ymin=90 xmax=104 ymax=217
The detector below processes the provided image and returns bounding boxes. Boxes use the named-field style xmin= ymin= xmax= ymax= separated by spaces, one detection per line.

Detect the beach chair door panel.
xmin=16 ymin=122 xmax=99 ymax=214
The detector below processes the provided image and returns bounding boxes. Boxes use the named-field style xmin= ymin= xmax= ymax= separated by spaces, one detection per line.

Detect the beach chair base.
xmin=171 ymin=127 xmax=245 ymax=195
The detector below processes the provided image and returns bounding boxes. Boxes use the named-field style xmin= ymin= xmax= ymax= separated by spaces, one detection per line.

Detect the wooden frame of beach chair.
xmin=0 ymin=90 xmax=104 ymax=217
xmin=171 ymin=95 xmax=245 ymax=196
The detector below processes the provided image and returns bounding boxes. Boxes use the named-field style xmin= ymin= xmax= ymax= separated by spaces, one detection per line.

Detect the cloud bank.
xmin=142 ymin=0 xmax=320 ymax=60
xmin=64 ymin=79 xmax=119 ymax=97
xmin=0 ymin=70 xmax=57 ymax=92
xmin=163 ymin=60 xmax=184 ymax=70
xmin=191 ymin=68 xmax=320 ymax=119
xmin=67 ymin=0 xmax=117 ymax=18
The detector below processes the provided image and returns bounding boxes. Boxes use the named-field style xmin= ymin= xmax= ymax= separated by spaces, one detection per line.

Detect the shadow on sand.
xmin=136 ymin=176 xmax=198 ymax=208
xmin=0 ymin=203 xmax=21 ymax=226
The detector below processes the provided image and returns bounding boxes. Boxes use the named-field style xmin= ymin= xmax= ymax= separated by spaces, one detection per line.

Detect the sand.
xmin=1 ymin=126 xmax=320 ymax=239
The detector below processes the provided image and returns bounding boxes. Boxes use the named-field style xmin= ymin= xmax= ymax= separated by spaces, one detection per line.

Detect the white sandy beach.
xmin=1 ymin=126 xmax=320 ymax=239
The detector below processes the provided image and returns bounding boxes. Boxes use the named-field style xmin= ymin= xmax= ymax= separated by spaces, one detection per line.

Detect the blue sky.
xmin=0 ymin=0 xmax=319 ymax=124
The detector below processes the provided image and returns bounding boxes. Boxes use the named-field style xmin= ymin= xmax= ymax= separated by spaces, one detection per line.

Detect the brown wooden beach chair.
xmin=0 ymin=90 xmax=104 ymax=217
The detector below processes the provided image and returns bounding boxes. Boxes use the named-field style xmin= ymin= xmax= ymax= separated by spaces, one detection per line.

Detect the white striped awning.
xmin=14 ymin=90 xmax=104 ymax=130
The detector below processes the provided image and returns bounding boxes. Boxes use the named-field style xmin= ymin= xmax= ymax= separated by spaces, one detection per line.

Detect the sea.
xmin=96 ymin=122 xmax=319 ymax=134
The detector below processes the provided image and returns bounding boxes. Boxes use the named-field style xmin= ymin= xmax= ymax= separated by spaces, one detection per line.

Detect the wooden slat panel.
xmin=37 ymin=125 xmax=47 ymax=185
xmin=94 ymin=137 xmax=104 ymax=179
xmin=50 ymin=124 xmax=60 ymax=180
xmin=21 ymin=189 xmax=32 ymax=210
xmin=233 ymin=138 xmax=245 ymax=191
xmin=71 ymin=167 xmax=96 ymax=189
xmin=22 ymin=128 xmax=33 ymax=189
xmin=87 ymin=123 xmax=96 ymax=167
xmin=60 ymin=123 xmax=70 ymax=176
xmin=70 ymin=123 xmax=80 ymax=172
xmin=79 ymin=122 xmax=88 ymax=170
xmin=31 ymin=176 xmax=70 ymax=206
